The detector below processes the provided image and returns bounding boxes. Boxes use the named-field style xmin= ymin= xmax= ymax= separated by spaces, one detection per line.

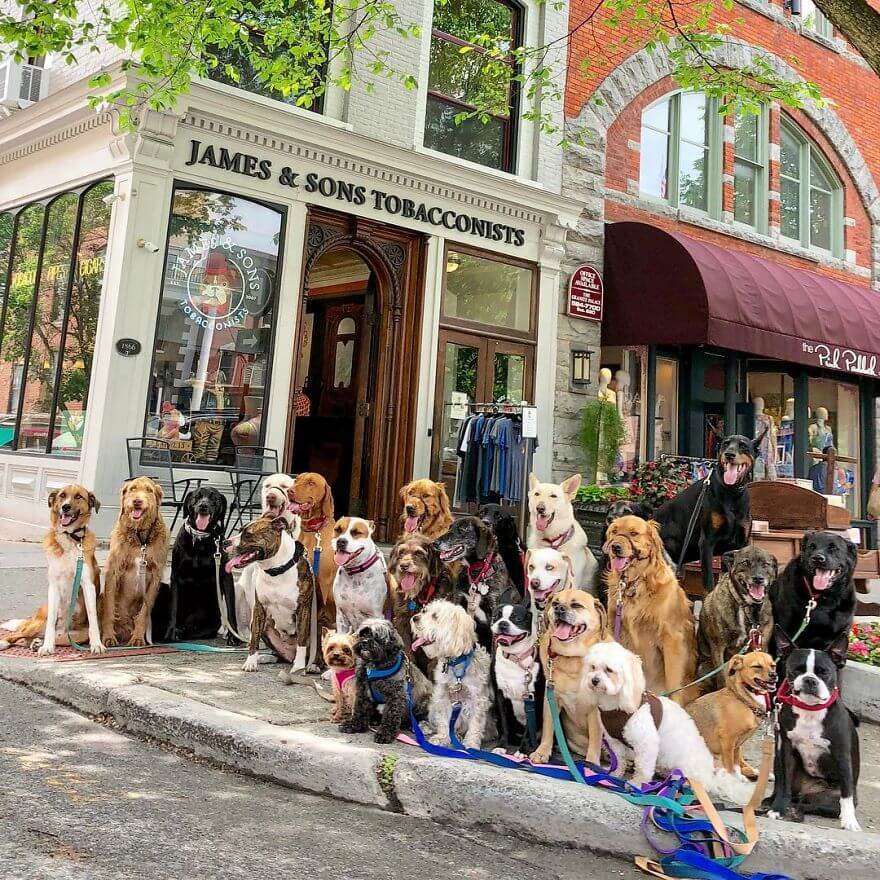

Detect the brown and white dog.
xmin=399 ymin=479 xmax=453 ymax=540
xmin=101 ymin=477 xmax=169 ymax=647
xmin=604 ymin=516 xmax=698 ymax=706
xmin=1 ymin=484 xmax=104 ymax=655
xmin=332 ymin=517 xmax=391 ymax=634
xmin=524 ymin=547 xmax=573 ymax=618
xmin=527 ymin=473 xmax=598 ymax=593
xmin=287 ymin=472 xmax=337 ymax=631
xmin=529 ymin=588 xmax=607 ymax=765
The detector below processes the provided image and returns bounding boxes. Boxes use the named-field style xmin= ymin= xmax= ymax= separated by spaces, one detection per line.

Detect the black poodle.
xmin=478 ymin=503 xmax=526 ymax=596
xmin=152 ymin=486 xmax=239 ymax=643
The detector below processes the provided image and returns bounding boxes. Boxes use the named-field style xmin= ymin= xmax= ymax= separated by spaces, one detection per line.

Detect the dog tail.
xmin=0 ymin=609 xmax=47 ymax=649
xmin=313 ymin=681 xmax=335 ymax=703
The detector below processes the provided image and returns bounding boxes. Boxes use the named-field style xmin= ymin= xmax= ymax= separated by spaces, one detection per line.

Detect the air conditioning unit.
xmin=0 ymin=61 xmax=49 ymax=109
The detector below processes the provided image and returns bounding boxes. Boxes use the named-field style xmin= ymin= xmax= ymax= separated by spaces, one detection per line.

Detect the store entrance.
xmin=291 ymin=249 xmax=378 ymax=514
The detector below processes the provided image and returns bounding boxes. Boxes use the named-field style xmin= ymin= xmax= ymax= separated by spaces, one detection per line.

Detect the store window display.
xmin=144 ymin=189 xmax=282 ymax=464
xmin=807 ymin=378 xmax=859 ymax=514
xmin=752 ymin=396 xmax=777 ymax=480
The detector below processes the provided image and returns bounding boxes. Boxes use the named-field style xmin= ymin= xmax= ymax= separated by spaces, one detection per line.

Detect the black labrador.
xmin=479 ymin=503 xmax=526 ymax=596
xmin=656 ymin=429 xmax=766 ymax=590
xmin=152 ymin=486 xmax=239 ymax=643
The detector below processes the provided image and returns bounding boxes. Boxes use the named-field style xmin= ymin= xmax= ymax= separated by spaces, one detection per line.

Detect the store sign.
xmin=802 ymin=341 xmax=877 ymax=377
xmin=116 ymin=338 xmax=142 ymax=357
xmin=566 ymin=265 xmax=603 ymax=322
xmin=171 ymin=233 xmax=271 ymax=331
xmin=185 ymin=139 xmax=526 ymax=248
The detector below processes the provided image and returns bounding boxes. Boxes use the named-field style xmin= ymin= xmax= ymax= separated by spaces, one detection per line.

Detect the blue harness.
xmin=443 ymin=648 xmax=474 ymax=681
xmin=366 ymin=652 xmax=404 ymax=704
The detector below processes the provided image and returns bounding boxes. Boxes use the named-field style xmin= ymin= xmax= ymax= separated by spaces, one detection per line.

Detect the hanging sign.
xmin=566 ymin=265 xmax=603 ymax=322
xmin=521 ymin=406 xmax=538 ymax=439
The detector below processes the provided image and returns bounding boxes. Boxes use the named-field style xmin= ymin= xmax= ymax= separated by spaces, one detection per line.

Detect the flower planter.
xmin=842 ymin=659 xmax=880 ymax=723
xmin=573 ymin=501 xmax=610 ymax=556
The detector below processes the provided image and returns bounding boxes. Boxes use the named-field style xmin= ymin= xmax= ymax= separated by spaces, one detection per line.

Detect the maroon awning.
xmin=603 ymin=222 xmax=880 ymax=379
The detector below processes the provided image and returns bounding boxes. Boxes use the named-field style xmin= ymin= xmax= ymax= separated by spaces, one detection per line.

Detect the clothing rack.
xmin=459 ymin=401 xmax=538 ymax=535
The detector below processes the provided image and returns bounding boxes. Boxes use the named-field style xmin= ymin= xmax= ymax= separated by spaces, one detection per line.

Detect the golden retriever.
xmin=604 ymin=516 xmax=698 ymax=705
xmin=101 ymin=477 xmax=169 ymax=647
xmin=529 ymin=588 xmax=607 ymax=765
xmin=0 ymin=484 xmax=103 ymax=652
xmin=399 ymin=479 xmax=453 ymax=540
xmin=287 ymin=472 xmax=337 ymax=631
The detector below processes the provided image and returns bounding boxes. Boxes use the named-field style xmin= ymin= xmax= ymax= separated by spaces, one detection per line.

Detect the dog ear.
xmin=47 ymin=490 xmax=58 ymax=510
xmin=435 ymin=482 xmax=452 ymax=521
xmin=475 ymin=519 xmax=494 ymax=559
xmin=88 ymin=492 xmax=101 ymax=513
xmin=721 ymin=551 xmax=736 ymax=574
xmin=827 ymin=632 xmax=850 ymax=668
xmin=271 ymin=515 xmax=289 ymax=533
xmin=728 ymin=654 xmax=745 ymax=675
xmin=767 ymin=552 xmax=778 ymax=580
xmin=620 ymin=650 xmax=646 ymax=714
xmin=216 ymin=492 xmax=227 ymax=522
xmin=320 ymin=481 xmax=335 ymax=520
xmin=560 ymin=552 xmax=575 ymax=588
xmin=528 ymin=472 xmax=538 ymax=493
xmin=151 ymin=479 xmax=164 ymax=502
xmin=321 ymin=626 xmax=332 ymax=643
xmin=560 ymin=473 xmax=582 ymax=500
xmin=844 ymin=538 xmax=858 ymax=577
xmin=645 ymin=520 xmax=665 ymax=557
xmin=399 ymin=482 xmax=412 ymax=503
xmin=367 ymin=520 xmax=376 ymax=535
xmin=774 ymin=625 xmax=795 ymax=659
xmin=594 ymin=597 xmax=608 ymax=639
xmin=182 ymin=491 xmax=194 ymax=517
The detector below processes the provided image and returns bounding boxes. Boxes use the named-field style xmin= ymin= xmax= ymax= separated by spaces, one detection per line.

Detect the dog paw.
xmin=89 ymin=642 xmax=107 ymax=655
xmin=429 ymin=734 xmax=450 ymax=747
xmin=305 ymin=663 xmax=323 ymax=676
xmin=0 ymin=640 xmax=10 ymax=650
xmin=103 ymin=635 xmax=118 ymax=648
xmin=242 ymin=655 xmax=260 ymax=672
xmin=767 ymin=810 xmax=780 ymax=820
xmin=29 ymin=638 xmax=43 ymax=652
xmin=841 ymin=817 xmax=862 ymax=833
xmin=529 ymin=747 xmax=551 ymax=765
xmin=373 ymin=730 xmax=397 ymax=744
xmin=339 ymin=721 xmax=368 ymax=735
xmin=127 ymin=636 xmax=146 ymax=648
xmin=36 ymin=643 xmax=55 ymax=657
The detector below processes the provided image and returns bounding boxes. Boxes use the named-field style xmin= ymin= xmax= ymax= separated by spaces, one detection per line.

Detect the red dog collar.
xmin=301 ymin=515 xmax=328 ymax=533
xmin=542 ymin=525 xmax=574 ymax=550
xmin=468 ymin=552 xmax=495 ymax=586
xmin=776 ymin=678 xmax=839 ymax=711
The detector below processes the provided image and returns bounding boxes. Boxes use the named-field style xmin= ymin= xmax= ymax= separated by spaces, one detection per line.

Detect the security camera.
xmin=137 ymin=238 xmax=161 ymax=253
xmin=102 ymin=192 xmax=124 ymax=206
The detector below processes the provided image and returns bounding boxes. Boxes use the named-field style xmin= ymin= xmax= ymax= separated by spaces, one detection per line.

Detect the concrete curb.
xmin=1 ymin=656 xmax=878 ymax=879
xmin=844 ymin=660 xmax=880 ymax=723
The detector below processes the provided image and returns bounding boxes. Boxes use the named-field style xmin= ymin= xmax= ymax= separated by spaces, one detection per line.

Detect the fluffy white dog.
xmin=583 ymin=641 xmax=753 ymax=804
xmin=411 ymin=599 xmax=492 ymax=750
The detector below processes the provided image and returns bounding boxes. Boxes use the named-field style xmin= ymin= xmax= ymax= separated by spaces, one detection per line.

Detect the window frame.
xmin=0 ymin=179 xmax=112 ymax=458
xmin=638 ymin=91 xmax=723 ymax=218
xmin=800 ymin=0 xmax=833 ymax=38
xmin=425 ymin=0 xmax=524 ymax=174
xmin=778 ymin=118 xmax=844 ymax=258
xmin=142 ymin=181 xmax=288 ymax=469
xmin=732 ymin=106 xmax=769 ymax=234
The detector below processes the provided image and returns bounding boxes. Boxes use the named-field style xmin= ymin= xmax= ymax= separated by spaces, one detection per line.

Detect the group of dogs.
xmin=0 ymin=428 xmax=863 ymax=833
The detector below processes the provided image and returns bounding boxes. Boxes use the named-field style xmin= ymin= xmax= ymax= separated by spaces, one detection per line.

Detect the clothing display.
xmin=453 ymin=409 xmax=537 ymax=507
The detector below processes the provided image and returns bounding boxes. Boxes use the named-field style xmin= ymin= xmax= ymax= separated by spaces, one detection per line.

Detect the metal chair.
xmin=226 ymin=446 xmax=280 ymax=535
xmin=126 ymin=437 xmax=204 ymax=531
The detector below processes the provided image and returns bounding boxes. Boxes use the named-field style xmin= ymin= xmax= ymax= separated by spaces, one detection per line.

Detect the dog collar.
xmin=443 ymin=648 xmax=475 ymax=681
xmin=467 ymin=552 xmax=495 ymax=588
xmin=301 ymin=515 xmax=328 ymax=533
xmin=501 ymin=642 xmax=537 ymax=670
xmin=407 ymin=577 xmax=437 ymax=612
xmin=776 ymin=678 xmax=839 ymax=712
xmin=743 ymin=686 xmax=773 ymax=716
xmin=366 ymin=652 xmax=404 ymax=703
xmin=61 ymin=525 xmax=87 ymax=544
xmin=265 ymin=554 xmax=299 ymax=577
xmin=184 ymin=521 xmax=214 ymax=541
xmin=541 ymin=525 xmax=574 ymax=550
xmin=344 ymin=551 xmax=381 ymax=576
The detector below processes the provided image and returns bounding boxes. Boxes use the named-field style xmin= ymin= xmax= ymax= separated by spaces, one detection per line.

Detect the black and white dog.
xmin=490 ymin=596 xmax=544 ymax=754
xmin=770 ymin=530 xmax=857 ymax=653
xmin=766 ymin=630 xmax=861 ymax=832
xmin=152 ymin=486 xmax=238 ymax=642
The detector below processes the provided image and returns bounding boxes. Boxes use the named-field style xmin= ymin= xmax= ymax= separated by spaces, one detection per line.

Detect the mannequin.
xmin=810 ymin=406 xmax=834 ymax=452
xmin=615 ymin=369 xmax=631 ymax=417
xmin=597 ymin=367 xmax=616 ymax=404
xmin=776 ymin=397 xmax=795 ymax=477
xmin=752 ymin=397 xmax=777 ymax=480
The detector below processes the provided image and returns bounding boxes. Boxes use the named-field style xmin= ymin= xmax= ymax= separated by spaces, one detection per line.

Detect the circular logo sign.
xmin=116 ymin=338 xmax=141 ymax=357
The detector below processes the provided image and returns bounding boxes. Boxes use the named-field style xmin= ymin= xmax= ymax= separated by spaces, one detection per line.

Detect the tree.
xmin=0 ymin=0 xmax=877 ymax=134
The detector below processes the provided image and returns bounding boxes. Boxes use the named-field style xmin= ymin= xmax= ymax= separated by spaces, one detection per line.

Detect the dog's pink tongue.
xmin=553 ymin=622 xmax=573 ymax=640
xmin=748 ymin=584 xmax=766 ymax=601
xmin=536 ymin=514 xmax=550 ymax=531
xmin=611 ymin=556 xmax=629 ymax=572
xmin=813 ymin=569 xmax=833 ymax=591
xmin=334 ymin=551 xmax=352 ymax=567
xmin=404 ymin=515 xmax=420 ymax=532
xmin=225 ymin=556 xmax=243 ymax=573
xmin=723 ymin=463 xmax=740 ymax=485
xmin=400 ymin=573 xmax=417 ymax=591
xmin=131 ymin=508 xmax=143 ymax=520
xmin=411 ymin=637 xmax=426 ymax=651
xmin=196 ymin=513 xmax=210 ymax=531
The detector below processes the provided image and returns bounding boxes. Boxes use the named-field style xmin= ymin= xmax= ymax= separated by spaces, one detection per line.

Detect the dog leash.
xmin=675 ymin=473 xmax=713 ymax=575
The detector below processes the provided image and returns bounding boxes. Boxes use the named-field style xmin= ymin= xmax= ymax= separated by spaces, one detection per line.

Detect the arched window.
xmin=424 ymin=0 xmax=521 ymax=172
xmin=779 ymin=118 xmax=844 ymax=257
xmin=639 ymin=91 xmax=722 ymax=216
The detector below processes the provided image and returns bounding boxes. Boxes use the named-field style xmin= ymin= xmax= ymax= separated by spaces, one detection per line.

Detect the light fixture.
xmin=446 ymin=253 xmax=460 ymax=274
xmin=570 ymin=349 xmax=593 ymax=390
xmin=73 ymin=358 xmax=85 ymax=370
xmin=41 ymin=359 xmax=51 ymax=370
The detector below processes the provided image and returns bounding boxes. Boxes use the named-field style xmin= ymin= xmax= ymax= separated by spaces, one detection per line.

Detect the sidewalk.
xmin=0 ymin=647 xmax=878 ymax=880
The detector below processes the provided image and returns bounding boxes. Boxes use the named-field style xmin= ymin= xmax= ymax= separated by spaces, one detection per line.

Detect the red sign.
xmin=567 ymin=265 xmax=603 ymax=322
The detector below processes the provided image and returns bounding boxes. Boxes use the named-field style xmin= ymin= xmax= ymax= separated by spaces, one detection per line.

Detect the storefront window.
xmin=655 ymin=356 xmax=678 ymax=456
xmin=145 ymin=189 xmax=283 ymax=465
xmin=807 ymin=377 xmax=860 ymax=515
xmin=747 ymin=371 xmax=794 ymax=479
xmin=734 ymin=109 xmax=767 ymax=230
xmin=424 ymin=0 xmax=519 ymax=172
xmin=442 ymin=249 xmax=532 ymax=333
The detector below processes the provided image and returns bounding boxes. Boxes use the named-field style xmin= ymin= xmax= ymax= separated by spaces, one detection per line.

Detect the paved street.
xmin=0 ymin=678 xmax=642 ymax=880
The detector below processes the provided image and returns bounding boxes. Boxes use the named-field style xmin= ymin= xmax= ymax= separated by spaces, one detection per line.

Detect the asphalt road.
xmin=0 ymin=679 xmax=643 ymax=880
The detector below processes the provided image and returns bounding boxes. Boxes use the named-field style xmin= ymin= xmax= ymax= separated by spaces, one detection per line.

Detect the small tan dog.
xmin=604 ymin=516 xmax=698 ymax=705
xmin=687 ymin=651 xmax=777 ymax=780
xmin=399 ymin=479 xmax=453 ymax=540
xmin=102 ymin=477 xmax=169 ymax=647
xmin=321 ymin=628 xmax=357 ymax=722
xmin=529 ymin=588 xmax=607 ymax=765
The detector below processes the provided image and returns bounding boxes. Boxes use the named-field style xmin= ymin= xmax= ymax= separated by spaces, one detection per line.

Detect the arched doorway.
xmin=285 ymin=210 xmax=426 ymax=539
xmin=291 ymin=248 xmax=378 ymax=514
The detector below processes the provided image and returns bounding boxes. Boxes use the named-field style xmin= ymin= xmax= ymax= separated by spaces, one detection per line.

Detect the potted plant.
xmin=630 ymin=458 xmax=690 ymax=510
xmin=572 ymin=484 xmax=632 ymax=554
xmin=580 ymin=399 xmax=627 ymax=486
